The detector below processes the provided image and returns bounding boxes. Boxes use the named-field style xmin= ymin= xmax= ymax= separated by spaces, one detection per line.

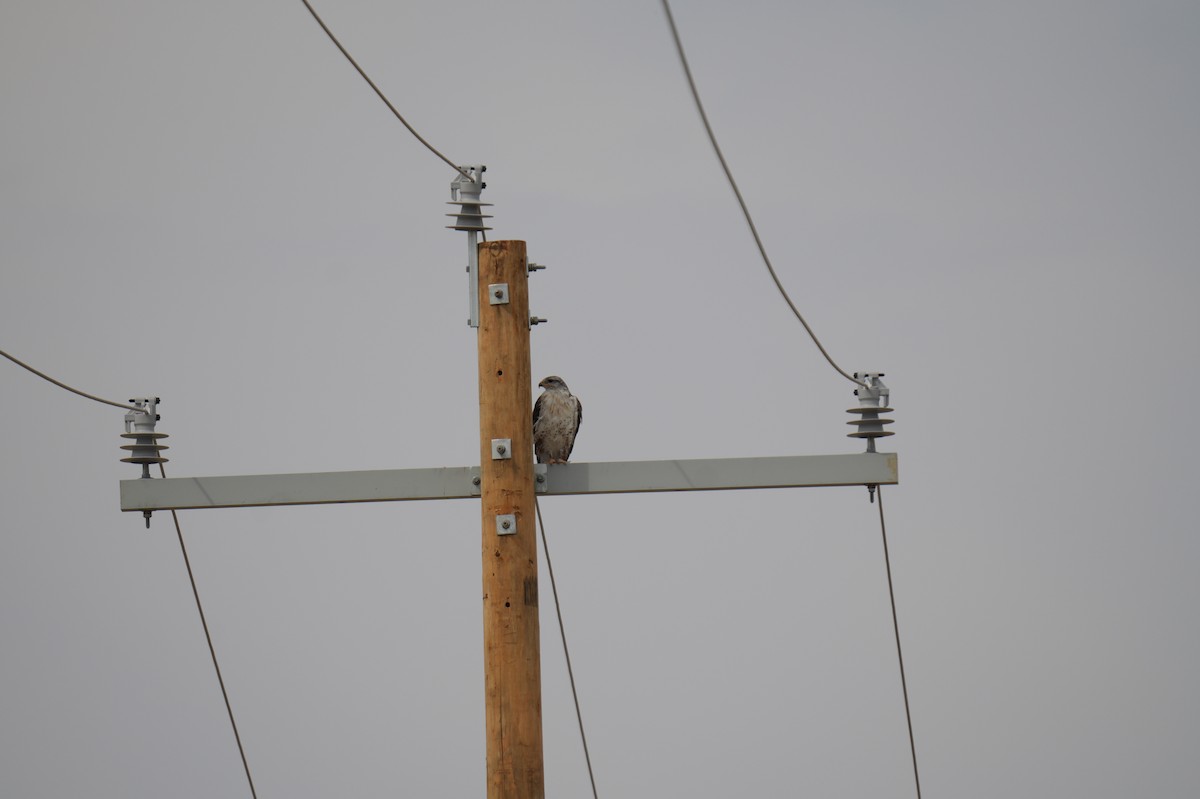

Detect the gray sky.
xmin=3 ymin=1 xmax=1198 ymax=797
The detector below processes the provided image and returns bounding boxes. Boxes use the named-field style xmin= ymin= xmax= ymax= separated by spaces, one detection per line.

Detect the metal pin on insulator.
xmin=846 ymin=372 xmax=894 ymax=454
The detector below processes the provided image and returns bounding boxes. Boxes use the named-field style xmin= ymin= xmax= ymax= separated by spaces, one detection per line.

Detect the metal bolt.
xmin=536 ymin=474 xmax=545 ymax=483
xmin=501 ymin=520 xmax=511 ymax=530
xmin=494 ymin=289 xmax=504 ymax=298
xmin=496 ymin=444 xmax=507 ymax=455
xmin=530 ymin=316 xmax=548 ymax=326
xmin=472 ymin=476 xmax=481 ymax=486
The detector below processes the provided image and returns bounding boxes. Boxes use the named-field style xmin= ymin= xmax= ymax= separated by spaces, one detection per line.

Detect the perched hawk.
xmin=532 ymin=376 xmax=582 ymax=464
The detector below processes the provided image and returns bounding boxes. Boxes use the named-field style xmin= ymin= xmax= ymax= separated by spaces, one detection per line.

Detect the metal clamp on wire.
xmin=446 ymin=165 xmax=492 ymax=328
xmin=121 ymin=397 xmax=169 ymax=527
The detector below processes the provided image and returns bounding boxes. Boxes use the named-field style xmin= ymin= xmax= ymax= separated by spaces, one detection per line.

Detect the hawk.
xmin=532 ymin=376 xmax=582 ymax=464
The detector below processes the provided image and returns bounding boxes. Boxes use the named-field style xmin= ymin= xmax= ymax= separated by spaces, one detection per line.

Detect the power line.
xmin=876 ymin=486 xmax=923 ymax=799
xmin=1 ymin=347 xmax=136 ymax=411
xmin=1 ymin=347 xmax=257 ymax=794
xmin=658 ymin=0 xmax=866 ymax=389
xmin=162 ymin=461 xmax=259 ymax=799
xmin=299 ymin=0 xmax=472 ymax=181
xmin=534 ymin=498 xmax=600 ymax=799
xmin=659 ymin=14 xmax=910 ymax=781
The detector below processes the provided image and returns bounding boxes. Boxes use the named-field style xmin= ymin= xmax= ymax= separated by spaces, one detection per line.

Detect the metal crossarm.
xmin=120 ymin=453 xmax=897 ymax=512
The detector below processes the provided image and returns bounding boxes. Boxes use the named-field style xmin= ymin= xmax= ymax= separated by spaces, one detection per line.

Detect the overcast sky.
xmin=3 ymin=1 xmax=1199 ymax=797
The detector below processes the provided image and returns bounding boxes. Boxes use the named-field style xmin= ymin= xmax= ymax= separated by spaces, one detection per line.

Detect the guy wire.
xmin=877 ymin=486 xmax=922 ymax=799
xmin=534 ymin=497 xmax=600 ymax=799
xmin=161 ymin=460 xmax=259 ymax=799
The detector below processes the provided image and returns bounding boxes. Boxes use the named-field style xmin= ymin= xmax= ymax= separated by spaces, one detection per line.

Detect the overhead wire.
xmin=660 ymin=9 xmax=917 ymax=788
xmin=876 ymin=486 xmax=923 ymax=799
xmin=10 ymin=5 xmax=892 ymax=793
xmin=299 ymin=0 xmax=473 ymax=181
xmin=1 ymin=347 xmax=137 ymax=411
xmin=658 ymin=0 xmax=866 ymax=389
xmin=170 ymin=5 xmax=486 ymax=784
xmin=534 ymin=497 xmax=600 ymax=799
xmin=1 ymin=346 xmax=258 ymax=797
xmin=161 ymin=461 xmax=260 ymax=799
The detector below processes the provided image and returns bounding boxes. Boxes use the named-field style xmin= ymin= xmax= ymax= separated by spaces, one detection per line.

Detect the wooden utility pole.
xmin=476 ymin=239 xmax=544 ymax=799
xmin=120 ymin=231 xmax=899 ymax=798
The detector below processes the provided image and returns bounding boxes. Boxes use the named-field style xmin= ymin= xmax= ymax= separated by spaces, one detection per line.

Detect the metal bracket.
xmin=468 ymin=466 xmax=548 ymax=494
xmin=446 ymin=165 xmax=491 ymax=328
xmin=491 ymin=439 xmax=512 ymax=460
xmin=495 ymin=514 xmax=517 ymax=536
xmin=488 ymin=284 xmax=510 ymax=305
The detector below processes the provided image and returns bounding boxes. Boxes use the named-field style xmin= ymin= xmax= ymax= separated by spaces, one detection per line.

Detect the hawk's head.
xmin=538 ymin=376 xmax=569 ymax=392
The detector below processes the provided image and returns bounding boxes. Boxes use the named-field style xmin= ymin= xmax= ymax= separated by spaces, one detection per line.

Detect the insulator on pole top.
xmin=448 ymin=164 xmax=491 ymax=328
xmin=445 ymin=164 xmax=492 ymax=232
xmin=847 ymin=372 xmax=894 ymax=453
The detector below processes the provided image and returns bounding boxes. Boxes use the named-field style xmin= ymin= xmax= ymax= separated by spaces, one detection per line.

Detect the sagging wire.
xmin=1 ymin=347 xmax=137 ymax=411
xmin=299 ymin=0 xmax=473 ymax=182
xmin=658 ymin=0 xmax=866 ymax=389
xmin=1 ymin=346 xmax=258 ymax=797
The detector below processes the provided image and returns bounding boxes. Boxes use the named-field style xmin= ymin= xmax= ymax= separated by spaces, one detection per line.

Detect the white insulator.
xmin=444 ymin=202 xmax=494 ymax=232
xmin=121 ymin=397 xmax=169 ymax=472
xmin=846 ymin=372 xmax=894 ymax=453
xmin=119 ymin=433 xmax=169 ymax=464
xmin=846 ymin=408 xmax=895 ymax=438
xmin=446 ymin=164 xmax=493 ymax=231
